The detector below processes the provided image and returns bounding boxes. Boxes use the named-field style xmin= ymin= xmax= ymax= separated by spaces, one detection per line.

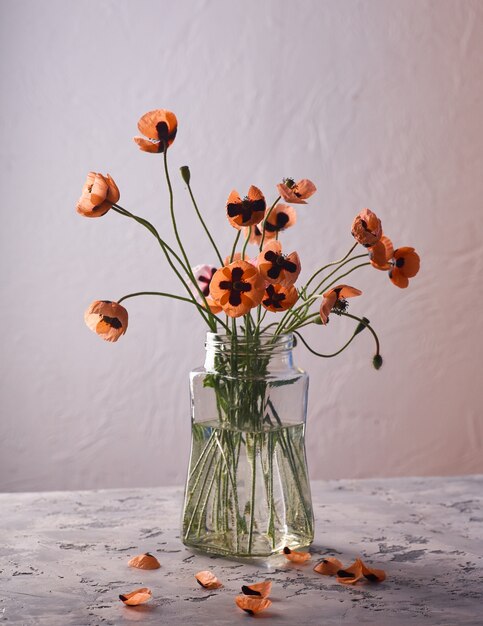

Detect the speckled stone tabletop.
xmin=1 ymin=476 xmax=482 ymax=625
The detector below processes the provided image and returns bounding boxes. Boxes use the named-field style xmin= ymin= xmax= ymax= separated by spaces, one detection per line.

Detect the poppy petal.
xmin=235 ymin=595 xmax=272 ymax=615
xmin=360 ymin=560 xmax=386 ymax=583
xmin=195 ymin=570 xmax=222 ymax=589
xmin=283 ymin=546 xmax=311 ymax=563
xmin=241 ymin=581 xmax=272 ymax=598
xmin=119 ymin=587 xmax=152 ymax=606
xmin=313 ymin=557 xmax=343 ymax=575
xmin=128 ymin=553 xmax=160 ymax=570
xmin=336 ymin=558 xmax=364 ymax=584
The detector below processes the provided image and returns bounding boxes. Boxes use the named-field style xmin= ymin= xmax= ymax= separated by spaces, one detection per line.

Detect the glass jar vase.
xmin=181 ymin=332 xmax=314 ymax=557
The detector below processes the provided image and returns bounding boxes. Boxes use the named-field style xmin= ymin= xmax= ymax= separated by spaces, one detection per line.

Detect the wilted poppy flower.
xmin=351 ymin=208 xmax=382 ymax=247
xmin=262 ymin=283 xmax=298 ymax=312
xmin=336 ymin=559 xmax=364 ymax=585
xmin=369 ymin=234 xmax=394 ymax=270
xmin=313 ymin=557 xmax=343 ymax=576
xmin=84 ymin=300 xmax=128 ymax=342
xmin=128 ymin=552 xmax=160 ymax=570
xmin=283 ymin=546 xmax=311 ymax=563
xmin=360 ymin=560 xmax=386 ymax=582
xmin=226 ymin=186 xmax=266 ymax=229
xmin=119 ymin=587 xmax=152 ymax=606
xmin=235 ymin=595 xmax=272 ymax=615
xmin=389 ymin=247 xmax=420 ymax=288
xmin=76 ymin=172 xmax=120 ymax=218
xmin=242 ymin=223 xmax=276 ymax=247
xmin=277 ymin=178 xmax=316 ymax=204
xmin=241 ymin=581 xmax=272 ymax=598
xmin=195 ymin=570 xmax=222 ymax=589
xmin=319 ymin=285 xmax=362 ymax=325
xmin=257 ymin=241 xmax=301 ymax=287
xmin=264 ymin=204 xmax=297 ymax=234
xmin=133 ymin=109 xmax=178 ymax=153
xmin=210 ymin=261 xmax=264 ymax=317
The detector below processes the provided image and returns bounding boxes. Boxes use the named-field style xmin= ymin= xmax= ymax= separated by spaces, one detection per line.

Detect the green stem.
xmin=339 ymin=312 xmax=381 ymax=356
xmin=259 ymin=196 xmax=281 ymax=251
xmin=293 ymin=329 xmax=360 ymax=358
xmin=247 ymin=433 xmax=258 ymax=553
xmin=186 ymin=181 xmax=224 ymax=266
xmin=304 ymin=242 xmax=359 ymax=292
xmin=241 ymin=227 xmax=251 ymax=260
xmin=229 ymin=230 xmax=242 ymax=263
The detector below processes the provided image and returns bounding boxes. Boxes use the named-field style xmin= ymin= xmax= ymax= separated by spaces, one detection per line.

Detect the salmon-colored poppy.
xmin=76 ymin=172 xmax=120 ymax=218
xmin=264 ymin=204 xmax=297 ymax=234
xmin=369 ymin=235 xmax=394 ymax=270
xmin=283 ymin=546 xmax=311 ymax=563
xmin=209 ymin=261 xmax=264 ymax=317
xmin=224 ymin=252 xmax=257 ymax=266
xmin=235 ymin=595 xmax=272 ymax=615
xmin=360 ymin=560 xmax=386 ymax=583
xmin=319 ymin=285 xmax=362 ymax=325
xmin=241 ymin=581 xmax=272 ymax=598
xmin=277 ymin=178 xmax=316 ymax=204
xmin=262 ymin=283 xmax=298 ymax=312
xmin=119 ymin=587 xmax=152 ymax=606
xmin=84 ymin=300 xmax=128 ymax=342
xmin=313 ymin=557 xmax=343 ymax=576
xmin=351 ymin=209 xmax=383 ymax=247
xmin=195 ymin=570 xmax=222 ymax=589
xmin=336 ymin=558 xmax=364 ymax=585
xmin=389 ymin=247 xmax=420 ymax=288
xmin=226 ymin=186 xmax=266 ymax=229
xmin=128 ymin=552 xmax=160 ymax=570
xmin=257 ymin=241 xmax=301 ymax=287
xmin=242 ymin=223 xmax=276 ymax=247
xmin=133 ymin=109 xmax=178 ymax=153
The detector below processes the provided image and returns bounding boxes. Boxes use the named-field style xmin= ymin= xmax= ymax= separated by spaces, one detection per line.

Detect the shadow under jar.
xmin=181 ymin=332 xmax=314 ymax=557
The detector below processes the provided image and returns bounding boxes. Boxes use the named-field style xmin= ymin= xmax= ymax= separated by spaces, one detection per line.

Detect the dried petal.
xmin=119 ymin=587 xmax=152 ymax=606
xmin=241 ymin=580 xmax=272 ymax=598
xmin=195 ymin=570 xmax=223 ymax=589
xmin=336 ymin=558 xmax=364 ymax=585
xmin=361 ymin=560 xmax=386 ymax=582
xmin=235 ymin=595 xmax=272 ymax=615
xmin=283 ymin=546 xmax=311 ymax=563
xmin=313 ymin=557 xmax=343 ymax=575
xmin=128 ymin=552 xmax=160 ymax=570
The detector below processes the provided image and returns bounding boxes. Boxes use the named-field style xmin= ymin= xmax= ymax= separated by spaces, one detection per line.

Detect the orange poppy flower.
xmin=389 ymin=247 xmax=420 ymax=288
xmin=313 ymin=557 xmax=343 ymax=576
xmin=76 ymin=172 xmax=120 ymax=218
xmin=84 ymin=300 xmax=128 ymax=342
xmin=119 ymin=587 xmax=152 ymax=606
xmin=195 ymin=570 xmax=223 ymax=589
xmin=242 ymin=223 xmax=276 ymax=247
xmin=128 ymin=552 xmax=160 ymax=570
xmin=133 ymin=109 xmax=178 ymax=153
xmin=351 ymin=208 xmax=383 ymax=247
xmin=360 ymin=560 xmax=386 ymax=583
xmin=262 ymin=283 xmax=298 ymax=312
xmin=264 ymin=203 xmax=297 ymax=234
xmin=209 ymin=261 xmax=264 ymax=317
xmin=277 ymin=178 xmax=316 ymax=204
xmin=226 ymin=186 xmax=266 ymax=229
xmin=257 ymin=241 xmax=301 ymax=287
xmin=235 ymin=595 xmax=272 ymax=615
xmin=369 ymin=234 xmax=394 ymax=270
xmin=241 ymin=581 xmax=272 ymax=598
xmin=336 ymin=558 xmax=364 ymax=585
xmin=319 ymin=285 xmax=362 ymax=325
xmin=283 ymin=546 xmax=311 ymax=563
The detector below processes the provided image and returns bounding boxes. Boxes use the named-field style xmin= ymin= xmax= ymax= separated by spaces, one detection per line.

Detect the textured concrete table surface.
xmin=1 ymin=476 xmax=482 ymax=626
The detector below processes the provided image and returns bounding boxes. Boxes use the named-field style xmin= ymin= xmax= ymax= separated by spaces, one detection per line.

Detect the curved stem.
xmin=241 ymin=227 xmax=251 ymax=260
xmin=259 ymin=196 xmax=281 ymax=251
xmin=229 ymin=230 xmax=241 ymax=263
xmin=293 ymin=329 xmax=359 ymax=358
xmin=304 ymin=242 xmax=358 ymax=292
xmin=186 ymin=181 xmax=224 ymax=266
xmin=339 ymin=312 xmax=380 ymax=356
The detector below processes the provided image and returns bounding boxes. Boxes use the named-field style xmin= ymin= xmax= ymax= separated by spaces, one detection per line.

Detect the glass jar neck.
xmin=204 ymin=332 xmax=295 ymax=374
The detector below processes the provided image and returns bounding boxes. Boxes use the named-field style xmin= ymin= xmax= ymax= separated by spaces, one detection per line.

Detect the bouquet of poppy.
xmin=78 ymin=108 xmax=420 ymax=366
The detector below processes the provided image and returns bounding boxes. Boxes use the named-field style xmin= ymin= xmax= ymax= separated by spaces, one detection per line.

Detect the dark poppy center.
xmin=227 ymin=197 xmax=266 ymax=225
xmin=264 ymin=250 xmax=297 ymax=280
xmin=265 ymin=212 xmax=289 ymax=233
xmin=102 ymin=315 xmax=122 ymax=329
xmin=263 ymin=285 xmax=286 ymax=309
xmin=218 ymin=267 xmax=252 ymax=307
xmin=395 ymin=257 xmax=405 ymax=268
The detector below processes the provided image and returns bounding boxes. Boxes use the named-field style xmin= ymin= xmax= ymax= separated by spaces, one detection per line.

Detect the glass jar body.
xmin=181 ymin=333 xmax=314 ymax=557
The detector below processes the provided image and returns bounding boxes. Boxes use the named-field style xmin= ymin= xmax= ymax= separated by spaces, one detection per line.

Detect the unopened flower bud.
xmin=354 ymin=317 xmax=370 ymax=336
xmin=373 ymin=354 xmax=383 ymax=370
xmin=180 ymin=165 xmax=191 ymax=185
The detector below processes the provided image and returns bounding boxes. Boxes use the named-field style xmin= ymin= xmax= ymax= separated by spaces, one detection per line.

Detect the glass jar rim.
xmin=205 ymin=331 xmax=294 ymax=354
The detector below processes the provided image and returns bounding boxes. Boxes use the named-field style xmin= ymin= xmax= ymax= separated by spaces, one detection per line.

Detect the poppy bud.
xmin=373 ymin=354 xmax=383 ymax=370
xmin=354 ymin=317 xmax=370 ymax=336
xmin=180 ymin=165 xmax=191 ymax=185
